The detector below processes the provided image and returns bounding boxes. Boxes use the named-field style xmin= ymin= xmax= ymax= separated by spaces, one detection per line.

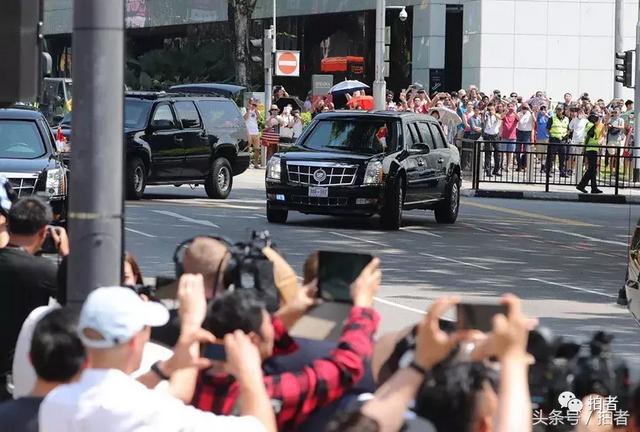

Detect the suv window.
xmin=428 ymin=123 xmax=446 ymax=148
xmin=0 ymin=120 xmax=46 ymax=159
xmin=197 ymin=100 xmax=244 ymax=130
xmin=403 ymin=123 xmax=420 ymax=149
xmin=174 ymin=101 xmax=201 ymax=129
xmin=416 ymin=122 xmax=435 ymax=150
xmin=124 ymin=99 xmax=152 ymax=130
xmin=151 ymin=104 xmax=177 ymax=129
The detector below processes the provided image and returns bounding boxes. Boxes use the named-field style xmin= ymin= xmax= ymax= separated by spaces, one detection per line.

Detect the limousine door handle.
xmin=437 ymin=158 xmax=444 ymax=164
xmin=417 ymin=158 xmax=424 ymax=166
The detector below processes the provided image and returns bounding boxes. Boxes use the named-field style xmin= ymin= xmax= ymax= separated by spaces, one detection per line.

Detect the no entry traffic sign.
xmin=275 ymin=50 xmax=300 ymax=77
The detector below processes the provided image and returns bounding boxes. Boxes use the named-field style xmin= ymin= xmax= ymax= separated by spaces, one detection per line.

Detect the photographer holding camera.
xmin=0 ymin=197 xmax=68 ymax=401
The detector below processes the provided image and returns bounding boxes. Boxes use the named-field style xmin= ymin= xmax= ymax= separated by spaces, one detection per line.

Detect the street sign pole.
xmin=263 ymin=27 xmax=273 ymax=168
xmin=373 ymin=0 xmax=386 ymax=111
xmin=68 ymin=0 xmax=124 ymax=308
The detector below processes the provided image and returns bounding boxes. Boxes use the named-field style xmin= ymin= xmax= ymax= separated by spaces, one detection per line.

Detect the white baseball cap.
xmin=78 ymin=287 xmax=170 ymax=349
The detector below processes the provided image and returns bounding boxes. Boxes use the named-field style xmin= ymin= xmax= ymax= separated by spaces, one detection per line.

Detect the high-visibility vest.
xmin=584 ymin=122 xmax=600 ymax=152
xmin=549 ymin=115 xmax=569 ymax=139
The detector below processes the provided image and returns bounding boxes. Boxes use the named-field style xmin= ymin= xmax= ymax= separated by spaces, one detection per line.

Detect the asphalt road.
xmin=125 ymin=169 xmax=640 ymax=370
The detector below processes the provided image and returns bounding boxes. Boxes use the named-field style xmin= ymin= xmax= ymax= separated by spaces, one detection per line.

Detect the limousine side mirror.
xmin=408 ymin=143 xmax=430 ymax=154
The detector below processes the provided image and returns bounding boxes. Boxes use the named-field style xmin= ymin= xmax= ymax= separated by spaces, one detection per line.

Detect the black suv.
xmin=124 ymin=92 xmax=250 ymax=199
xmin=265 ymin=111 xmax=461 ymax=230
xmin=0 ymin=107 xmax=68 ymax=220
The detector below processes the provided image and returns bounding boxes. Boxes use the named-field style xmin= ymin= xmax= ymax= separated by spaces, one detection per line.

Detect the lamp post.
xmin=374 ymin=2 xmax=407 ymax=110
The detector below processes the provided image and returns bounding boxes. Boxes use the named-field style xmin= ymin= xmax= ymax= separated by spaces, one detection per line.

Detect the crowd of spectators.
xmin=256 ymin=83 xmax=636 ymax=193
xmin=2 ymin=187 xmax=640 ymax=431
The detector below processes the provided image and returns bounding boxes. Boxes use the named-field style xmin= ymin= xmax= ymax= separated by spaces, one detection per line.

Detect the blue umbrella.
xmin=329 ymin=80 xmax=370 ymax=95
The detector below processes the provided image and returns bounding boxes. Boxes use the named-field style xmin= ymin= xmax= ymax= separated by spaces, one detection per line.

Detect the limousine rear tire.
xmin=434 ymin=174 xmax=460 ymax=224
xmin=266 ymin=203 xmax=288 ymax=224
xmin=380 ymin=180 xmax=403 ymax=231
xmin=205 ymin=157 xmax=232 ymax=199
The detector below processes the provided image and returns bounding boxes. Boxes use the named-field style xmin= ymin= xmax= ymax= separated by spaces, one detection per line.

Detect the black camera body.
xmin=224 ymin=231 xmax=279 ymax=313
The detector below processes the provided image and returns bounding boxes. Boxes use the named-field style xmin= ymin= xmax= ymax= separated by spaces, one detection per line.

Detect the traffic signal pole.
xmin=67 ymin=0 xmax=124 ymax=308
xmin=614 ymin=0 xmax=624 ymax=99
xmin=635 ymin=1 xmax=640 ymax=182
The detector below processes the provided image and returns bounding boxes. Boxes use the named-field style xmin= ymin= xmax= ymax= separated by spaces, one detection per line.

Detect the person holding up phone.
xmin=0 ymin=197 xmax=68 ymax=401
xmin=191 ymin=258 xmax=383 ymax=431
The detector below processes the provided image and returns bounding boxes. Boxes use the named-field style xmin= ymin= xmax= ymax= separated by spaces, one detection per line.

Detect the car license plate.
xmin=308 ymin=186 xmax=328 ymax=198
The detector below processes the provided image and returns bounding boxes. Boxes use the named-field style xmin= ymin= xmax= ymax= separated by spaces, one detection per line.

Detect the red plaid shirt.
xmin=191 ymin=307 xmax=380 ymax=431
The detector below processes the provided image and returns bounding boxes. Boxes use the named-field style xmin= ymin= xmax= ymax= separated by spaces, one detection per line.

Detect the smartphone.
xmin=318 ymin=251 xmax=373 ymax=303
xmin=456 ymin=303 xmax=508 ymax=332
xmin=203 ymin=343 xmax=226 ymax=361
xmin=40 ymin=226 xmax=61 ymax=254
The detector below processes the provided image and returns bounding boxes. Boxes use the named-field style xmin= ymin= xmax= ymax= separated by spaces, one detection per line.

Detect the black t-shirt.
xmin=0 ymin=397 xmax=43 ymax=432
xmin=0 ymin=248 xmax=59 ymax=374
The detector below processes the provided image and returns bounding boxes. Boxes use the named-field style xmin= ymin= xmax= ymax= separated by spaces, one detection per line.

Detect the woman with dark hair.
xmin=124 ymin=252 xmax=143 ymax=286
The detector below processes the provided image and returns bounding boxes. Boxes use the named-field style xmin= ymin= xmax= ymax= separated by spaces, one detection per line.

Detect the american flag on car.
xmin=261 ymin=128 xmax=280 ymax=147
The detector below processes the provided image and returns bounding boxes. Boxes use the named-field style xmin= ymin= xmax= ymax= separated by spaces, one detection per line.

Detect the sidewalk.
xmin=461 ymin=180 xmax=640 ymax=204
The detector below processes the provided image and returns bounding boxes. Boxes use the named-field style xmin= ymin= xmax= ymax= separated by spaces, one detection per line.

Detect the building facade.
xmin=44 ymin=0 xmax=639 ymax=101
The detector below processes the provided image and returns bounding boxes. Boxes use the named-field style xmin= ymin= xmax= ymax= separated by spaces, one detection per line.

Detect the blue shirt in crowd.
xmin=536 ymin=112 xmax=550 ymax=139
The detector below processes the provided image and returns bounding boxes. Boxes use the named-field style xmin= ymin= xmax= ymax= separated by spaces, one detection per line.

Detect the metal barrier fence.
xmin=458 ymin=138 xmax=640 ymax=195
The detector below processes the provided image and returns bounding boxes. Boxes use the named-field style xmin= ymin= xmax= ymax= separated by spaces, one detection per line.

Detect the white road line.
xmin=151 ymin=210 xmax=220 ymax=228
xmin=125 ymin=227 xmax=156 ymax=238
xmin=402 ymin=228 xmax=443 ymax=238
xmin=461 ymin=223 xmax=490 ymax=233
xmin=328 ymin=231 xmax=389 ymax=247
xmin=419 ymin=252 xmax=492 ymax=270
xmin=526 ymin=277 xmax=617 ymax=298
xmin=542 ymin=229 xmax=628 ymax=246
xmin=374 ymin=297 xmax=425 ymax=314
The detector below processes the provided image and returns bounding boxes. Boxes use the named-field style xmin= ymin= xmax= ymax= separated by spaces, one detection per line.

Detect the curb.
xmin=462 ymin=188 xmax=638 ymax=204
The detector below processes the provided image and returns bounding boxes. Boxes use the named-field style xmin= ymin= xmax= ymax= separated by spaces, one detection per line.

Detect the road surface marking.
xmin=151 ymin=210 xmax=220 ymax=228
xmin=125 ymin=227 xmax=156 ymax=238
xmin=419 ymin=252 xmax=492 ymax=270
xmin=148 ymin=199 xmax=261 ymax=210
xmin=464 ymin=201 xmax=597 ymax=227
xmin=402 ymin=228 xmax=443 ymax=238
xmin=460 ymin=222 xmax=491 ymax=233
xmin=526 ymin=277 xmax=617 ymax=298
xmin=329 ymin=231 xmax=390 ymax=247
xmin=374 ymin=297 xmax=425 ymax=314
xmin=542 ymin=229 xmax=628 ymax=246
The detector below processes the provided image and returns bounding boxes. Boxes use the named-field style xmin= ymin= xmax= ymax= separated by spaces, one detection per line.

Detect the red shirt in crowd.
xmin=191 ymin=307 xmax=380 ymax=432
xmin=501 ymin=112 xmax=518 ymax=139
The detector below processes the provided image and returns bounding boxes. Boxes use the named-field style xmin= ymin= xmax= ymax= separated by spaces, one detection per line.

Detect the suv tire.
xmin=205 ymin=157 xmax=233 ymax=199
xmin=434 ymin=173 xmax=460 ymax=224
xmin=380 ymin=178 xmax=404 ymax=231
xmin=266 ymin=203 xmax=288 ymax=224
xmin=126 ymin=157 xmax=146 ymax=200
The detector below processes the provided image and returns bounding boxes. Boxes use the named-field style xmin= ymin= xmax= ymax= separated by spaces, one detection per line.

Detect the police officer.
xmin=576 ymin=114 xmax=604 ymax=194
xmin=546 ymin=104 xmax=571 ymax=177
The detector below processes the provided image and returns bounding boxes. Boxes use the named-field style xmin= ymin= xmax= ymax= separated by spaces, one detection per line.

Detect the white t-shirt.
xmin=569 ymin=117 xmax=589 ymax=145
xmin=517 ymin=111 xmax=534 ymax=131
xmin=245 ymin=110 xmax=260 ymax=136
xmin=608 ymin=117 xmax=625 ymax=145
xmin=292 ymin=120 xmax=303 ymax=138
xmin=483 ymin=114 xmax=501 ymax=135
xmin=40 ymin=368 xmax=266 ymax=432
xmin=11 ymin=304 xmax=59 ymax=398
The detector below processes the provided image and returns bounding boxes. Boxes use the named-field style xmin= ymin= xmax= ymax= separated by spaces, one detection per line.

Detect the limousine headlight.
xmin=267 ymin=156 xmax=281 ymax=181
xmin=46 ymin=168 xmax=67 ymax=197
xmin=363 ymin=161 xmax=384 ymax=185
